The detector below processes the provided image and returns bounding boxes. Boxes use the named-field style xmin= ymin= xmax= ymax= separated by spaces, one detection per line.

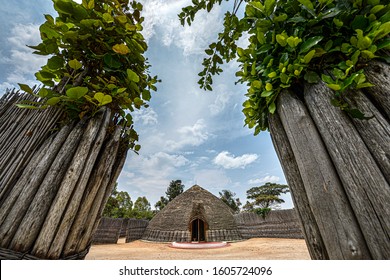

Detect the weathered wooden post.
xmin=0 ymin=0 xmax=156 ymax=259
xmin=0 ymin=101 xmax=128 ymax=259
xmin=177 ymin=0 xmax=390 ymax=259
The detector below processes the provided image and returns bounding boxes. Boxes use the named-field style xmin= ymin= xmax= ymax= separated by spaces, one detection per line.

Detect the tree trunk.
xmin=304 ymin=82 xmax=390 ymax=259
xmin=363 ymin=60 xmax=390 ymax=121
xmin=0 ymin=93 xmax=129 ymax=260
xmin=276 ymin=90 xmax=371 ymax=259
xmin=268 ymin=112 xmax=328 ymax=259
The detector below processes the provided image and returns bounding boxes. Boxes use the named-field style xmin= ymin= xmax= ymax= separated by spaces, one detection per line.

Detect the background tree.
xmin=245 ymin=182 xmax=289 ymax=216
xmin=154 ymin=196 xmax=169 ymax=211
xmin=154 ymin=179 xmax=185 ymax=211
xmin=103 ymin=183 xmax=133 ymax=218
xmin=219 ymin=189 xmax=241 ymax=213
xmin=132 ymin=196 xmax=154 ymax=220
xmin=166 ymin=180 xmax=185 ymax=201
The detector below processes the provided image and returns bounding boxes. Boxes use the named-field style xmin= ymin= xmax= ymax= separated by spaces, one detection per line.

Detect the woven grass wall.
xmin=92 ymin=217 xmax=123 ymax=244
xmin=234 ymin=209 xmax=304 ymax=239
xmin=125 ymin=219 xmax=149 ymax=243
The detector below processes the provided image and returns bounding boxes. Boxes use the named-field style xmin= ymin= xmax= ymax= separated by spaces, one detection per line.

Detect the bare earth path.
xmin=86 ymin=238 xmax=311 ymax=260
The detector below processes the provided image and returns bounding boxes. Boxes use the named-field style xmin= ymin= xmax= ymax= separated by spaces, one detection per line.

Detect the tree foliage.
xmin=179 ymin=0 xmax=390 ymax=134
xmin=166 ymin=180 xmax=185 ymax=201
xmin=103 ymin=184 xmax=133 ymax=218
xmin=219 ymin=189 xmax=242 ymax=213
xmin=103 ymin=185 xmax=154 ymax=220
xmin=245 ymin=182 xmax=289 ymax=214
xmin=132 ymin=196 xmax=154 ymax=220
xmin=18 ymin=0 xmax=159 ymax=151
xmin=154 ymin=180 xmax=185 ymax=211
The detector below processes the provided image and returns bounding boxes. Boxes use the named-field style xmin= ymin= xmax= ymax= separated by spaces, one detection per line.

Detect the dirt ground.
xmin=85 ymin=238 xmax=311 ymax=260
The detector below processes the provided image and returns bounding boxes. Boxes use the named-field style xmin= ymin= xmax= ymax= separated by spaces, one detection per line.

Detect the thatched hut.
xmin=142 ymin=185 xmax=243 ymax=242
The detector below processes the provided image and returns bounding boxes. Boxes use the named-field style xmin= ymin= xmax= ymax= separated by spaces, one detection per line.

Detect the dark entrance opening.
xmin=191 ymin=218 xmax=206 ymax=242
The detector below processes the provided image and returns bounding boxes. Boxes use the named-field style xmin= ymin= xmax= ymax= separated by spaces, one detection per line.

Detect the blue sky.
xmin=0 ymin=0 xmax=293 ymax=209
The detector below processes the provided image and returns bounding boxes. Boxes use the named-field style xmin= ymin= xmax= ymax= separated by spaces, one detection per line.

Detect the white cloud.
xmin=208 ymin=87 xmax=232 ymax=116
xmin=141 ymin=0 xmax=222 ymax=55
xmin=133 ymin=107 xmax=158 ymax=125
xmin=192 ymin=169 xmax=232 ymax=189
xmin=120 ymin=151 xmax=190 ymax=204
xmin=213 ymin=151 xmax=258 ymax=169
xmin=166 ymin=119 xmax=210 ymax=151
xmin=248 ymin=175 xmax=280 ymax=185
xmin=0 ymin=23 xmax=46 ymax=92
xmin=130 ymin=152 xmax=189 ymax=175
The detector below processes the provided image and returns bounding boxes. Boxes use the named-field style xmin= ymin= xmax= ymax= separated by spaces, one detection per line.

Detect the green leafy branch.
xmin=179 ymin=0 xmax=390 ymax=135
xmin=18 ymin=0 xmax=160 ymax=151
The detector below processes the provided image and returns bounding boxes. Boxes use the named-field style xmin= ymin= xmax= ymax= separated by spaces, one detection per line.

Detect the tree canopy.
xmin=244 ymin=182 xmax=289 ymax=215
xmin=19 ymin=0 xmax=159 ymax=152
xmin=154 ymin=180 xmax=185 ymax=211
xmin=103 ymin=184 xmax=154 ymax=220
xmin=219 ymin=189 xmax=242 ymax=213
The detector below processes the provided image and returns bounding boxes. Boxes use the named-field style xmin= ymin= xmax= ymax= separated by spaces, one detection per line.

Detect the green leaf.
xmin=356 ymin=82 xmax=375 ymax=89
xmin=54 ymin=0 xmax=74 ymax=15
xmin=47 ymin=56 xmax=64 ymax=70
xmin=69 ymin=59 xmax=82 ymax=70
xmin=127 ymin=69 xmax=140 ymax=83
xmin=87 ymin=0 xmax=94 ymax=10
xmin=46 ymin=97 xmax=61 ymax=106
xmin=303 ymin=49 xmax=316 ymax=64
xmin=286 ymin=36 xmax=302 ymax=48
xmin=134 ymin=97 xmax=143 ymax=106
xmin=18 ymin=83 xmax=33 ymax=94
xmin=264 ymin=0 xmax=276 ymax=16
xmin=327 ymin=84 xmax=341 ymax=91
xmin=40 ymin=23 xmax=60 ymax=39
xmin=103 ymin=54 xmax=122 ymax=69
xmin=15 ymin=104 xmax=40 ymax=110
xmin=261 ymin=91 xmax=274 ymax=97
xmin=351 ymin=15 xmax=369 ymax=31
xmin=268 ymin=102 xmax=276 ymax=114
xmin=66 ymin=87 xmax=88 ymax=99
xmin=321 ymin=74 xmax=335 ymax=84
xmin=113 ymin=43 xmax=130 ymax=55
xmin=142 ymin=90 xmax=151 ymax=101
xmin=94 ymin=92 xmax=112 ymax=106
xmin=276 ymin=34 xmax=287 ymax=47
xmin=298 ymin=0 xmax=314 ymax=11
xmin=345 ymin=108 xmax=372 ymax=120
xmin=252 ymin=80 xmax=262 ymax=89
xmin=300 ymin=36 xmax=324 ymax=53
xmin=370 ymin=5 xmax=385 ymax=14
xmin=38 ymin=88 xmax=49 ymax=98
xmin=103 ymin=13 xmax=114 ymax=23
xmin=377 ymin=38 xmax=390 ymax=49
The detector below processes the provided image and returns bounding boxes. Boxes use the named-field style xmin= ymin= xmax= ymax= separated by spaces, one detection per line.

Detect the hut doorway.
xmin=191 ymin=218 xmax=206 ymax=242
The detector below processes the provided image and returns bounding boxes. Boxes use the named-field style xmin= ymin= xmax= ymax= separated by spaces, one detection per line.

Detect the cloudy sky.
xmin=0 ymin=0 xmax=293 ymax=209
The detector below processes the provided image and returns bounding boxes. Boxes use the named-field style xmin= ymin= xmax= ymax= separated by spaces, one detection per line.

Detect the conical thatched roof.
xmin=142 ymin=185 xmax=243 ymax=242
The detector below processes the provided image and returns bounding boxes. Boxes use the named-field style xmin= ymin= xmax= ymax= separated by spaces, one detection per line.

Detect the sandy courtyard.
xmin=85 ymin=238 xmax=311 ymax=260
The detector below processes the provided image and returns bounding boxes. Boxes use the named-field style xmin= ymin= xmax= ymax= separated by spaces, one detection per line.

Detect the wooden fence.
xmin=234 ymin=210 xmax=303 ymax=239
xmin=125 ymin=219 xmax=149 ymax=243
xmin=269 ymin=60 xmax=390 ymax=259
xmin=0 ymin=92 xmax=129 ymax=259
xmin=92 ymin=218 xmax=123 ymax=244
